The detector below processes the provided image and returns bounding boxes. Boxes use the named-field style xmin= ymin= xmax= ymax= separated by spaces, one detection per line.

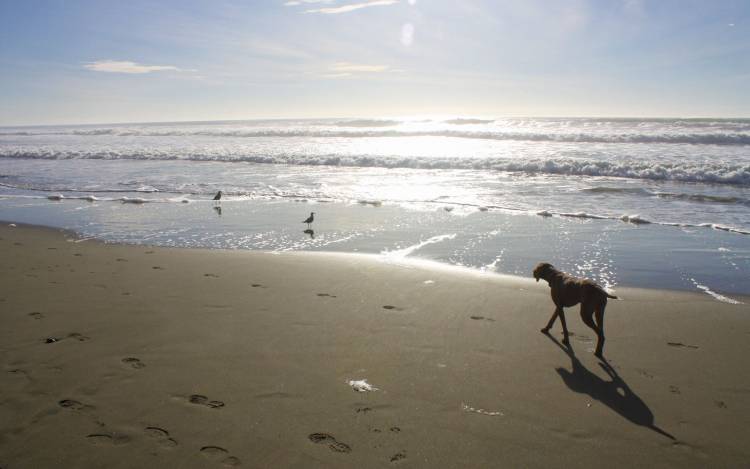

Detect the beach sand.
xmin=1 ymin=223 xmax=749 ymax=468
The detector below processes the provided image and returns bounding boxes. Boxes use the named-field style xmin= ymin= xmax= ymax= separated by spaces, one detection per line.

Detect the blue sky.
xmin=1 ymin=0 xmax=748 ymax=125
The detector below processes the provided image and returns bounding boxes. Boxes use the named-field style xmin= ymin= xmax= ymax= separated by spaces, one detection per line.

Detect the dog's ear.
xmin=533 ymin=262 xmax=553 ymax=282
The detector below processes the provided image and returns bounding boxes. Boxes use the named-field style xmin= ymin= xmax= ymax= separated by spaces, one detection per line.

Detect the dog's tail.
xmin=606 ymin=292 xmax=618 ymax=299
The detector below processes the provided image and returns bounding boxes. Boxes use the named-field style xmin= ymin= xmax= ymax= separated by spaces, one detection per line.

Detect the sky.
xmin=0 ymin=0 xmax=749 ymax=125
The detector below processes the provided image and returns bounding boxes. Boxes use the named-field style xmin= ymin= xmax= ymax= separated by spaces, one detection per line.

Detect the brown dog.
xmin=533 ymin=262 xmax=617 ymax=357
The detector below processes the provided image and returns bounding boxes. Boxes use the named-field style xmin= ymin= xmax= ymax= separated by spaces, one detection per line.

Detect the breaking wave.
xmin=2 ymin=149 xmax=748 ymax=186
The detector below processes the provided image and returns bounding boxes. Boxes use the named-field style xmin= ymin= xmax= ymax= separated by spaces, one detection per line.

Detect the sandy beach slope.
xmin=1 ymin=223 xmax=749 ymax=468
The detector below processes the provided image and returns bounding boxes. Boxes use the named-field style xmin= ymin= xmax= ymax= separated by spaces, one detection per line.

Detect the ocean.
xmin=1 ymin=117 xmax=748 ymax=299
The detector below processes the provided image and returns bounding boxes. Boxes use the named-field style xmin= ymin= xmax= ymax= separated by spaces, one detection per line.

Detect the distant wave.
xmin=332 ymin=119 xmax=401 ymax=127
xmin=3 ymin=128 xmax=750 ymax=145
xmin=2 ymin=150 xmax=749 ymax=186
xmin=443 ymin=119 xmax=495 ymax=125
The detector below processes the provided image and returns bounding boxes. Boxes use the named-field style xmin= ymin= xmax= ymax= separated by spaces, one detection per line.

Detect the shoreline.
xmin=1 ymin=223 xmax=750 ymax=467
xmin=2 ymin=219 xmax=748 ymax=304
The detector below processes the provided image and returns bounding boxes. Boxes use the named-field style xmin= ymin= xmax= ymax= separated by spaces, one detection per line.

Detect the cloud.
xmin=330 ymin=62 xmax=389 ymax=73
xmin=83 ymin=60 xmax=187 ymax=74
xmin=305 ymin=0 xmax=398 ymax=14
xmin=319 ymin=62 xmax=391 ymax=78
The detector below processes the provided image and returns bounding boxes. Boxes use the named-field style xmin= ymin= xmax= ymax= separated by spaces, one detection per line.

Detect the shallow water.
xmin=1 ymin=195 xmax=748 ymax=299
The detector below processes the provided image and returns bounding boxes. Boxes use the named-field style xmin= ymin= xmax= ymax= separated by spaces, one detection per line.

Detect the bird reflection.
xmin=304 ymin=228 xmax=315 ymax=239
xmin=213 ymin=205 xmax=222 ymax=216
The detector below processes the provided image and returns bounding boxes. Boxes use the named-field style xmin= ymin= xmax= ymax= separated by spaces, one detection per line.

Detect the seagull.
xmin=302 ymin=212 xmax=315 ymax=228
xmin=213 ymin=191 xmax=223 ymax=201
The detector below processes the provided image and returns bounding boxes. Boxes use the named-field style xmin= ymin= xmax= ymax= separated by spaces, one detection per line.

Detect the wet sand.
xmin=1 ymin=223 xmax=749 ymax=468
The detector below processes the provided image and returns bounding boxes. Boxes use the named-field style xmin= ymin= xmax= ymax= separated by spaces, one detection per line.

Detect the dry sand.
xmin=1 ymin=223 xmax=749 ymax=468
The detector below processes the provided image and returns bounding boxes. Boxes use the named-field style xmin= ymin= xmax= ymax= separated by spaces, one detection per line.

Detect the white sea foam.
xmin=620 ymin=214 xmax=651 ymax=224
xmin=461 ymin=403 xmax=503 ymax=416
xmin=347 ymin=379 xmax=378 ymax=392
xmin=690 ymin=279 xmax=744 ymax=305
xmin=382 ymin=234 xmax=457 ymax=259
xmin=698 ymin=223 xmax=750 ymax=235
xmin=559 ymin=211 xmax=609 ymax=219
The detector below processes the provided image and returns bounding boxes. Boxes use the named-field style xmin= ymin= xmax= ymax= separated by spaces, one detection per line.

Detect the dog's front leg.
xmin=541 ymin=307 xmax=559 ymax=334
xmin=557 ymin=308 xmax=570 ymax=346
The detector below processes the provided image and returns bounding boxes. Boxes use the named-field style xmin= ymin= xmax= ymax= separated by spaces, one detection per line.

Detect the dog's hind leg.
xmin=580 ymin=304 xmax=598 ymax=334
xmin=593 ymin=302 xmax=606 ymax=358
xmin=580 ymin=304 xmax=603 ymax=356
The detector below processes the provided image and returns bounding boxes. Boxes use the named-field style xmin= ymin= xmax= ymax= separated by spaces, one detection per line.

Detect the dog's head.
xmin=533 ymin=262 xmax=555 ymax=283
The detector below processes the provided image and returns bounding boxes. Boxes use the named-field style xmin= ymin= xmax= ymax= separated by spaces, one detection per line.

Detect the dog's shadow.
xmin=545 ymin=334 xmax=675 ymax=440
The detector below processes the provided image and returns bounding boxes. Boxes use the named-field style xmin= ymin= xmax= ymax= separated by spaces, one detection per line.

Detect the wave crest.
xmin=2 ymin=150 xmax=749 ymax=186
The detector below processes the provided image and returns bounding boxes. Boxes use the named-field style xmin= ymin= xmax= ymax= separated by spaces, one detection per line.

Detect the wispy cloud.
xmin=305 ymin=0 xmax=399 ymax=15
xmin=331 ymin=62 xmax=389 ymax=72
xmin=321 ymin=61 xmax=390 ymax=78
xmin=83 ymin=60 xmax=188 ymax=74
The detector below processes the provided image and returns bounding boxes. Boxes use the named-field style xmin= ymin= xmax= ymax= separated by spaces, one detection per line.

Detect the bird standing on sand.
xmin=213 ymin=191 xmax=222 ymax=201
xmin=303 ymin=212 xmax=315 ymax=228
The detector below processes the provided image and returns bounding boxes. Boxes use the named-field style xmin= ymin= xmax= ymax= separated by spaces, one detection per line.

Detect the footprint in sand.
xmin=382 ymin=305 xmax=404 ymax=311
xmin=59 ymin=399 xmax=95 ymax=412
xmin=317 ymin=293 xmax=337 ymax=298
xmin=145 ymin=251 xmax=155 ymax=254
xmin=86 ymin=433 xmax=131 ymax=446
xmin=188 ymin=394 xmax=225 ymax=409
xmin=145 ymin=426 xmax=178 ymax=448
xmin=715 ymin=400 xmax=727 ymax=409
xmin=669 ymin=385 xmax=681 ymax=395
xmin=667 ymin=342 xmax=699 ymax=349
xmin=636 ymin=369 xmax=654 ymax=379
xmin=200 ymin=446 xmax=242 ymax=466
xmin=204 ymin=273 xmax=220 ymax=278
xmin=356 ymin=407 xmax=372 ymax=414
xmin=390 ymin=427 xmax=401 ymax=433
xmin=122 ymin=357 xmax=146 ymax=369
xmin=469 ymin=316 xmax=495 ymax=322
xmin=116 ymin=258 xmax=128 ymax=262
xmin=251 ymin=283 xmax=265 ymax=288
xmin=152 ymin=266 xmax=164 ymax=270
xmin=44 ymin=337 xmax=61 ymax=344
xmin=29 ymin=312 xmax=44 ymax=320
xmin=68 ymin=332 xmax=90 ymax=342
xmin=390 ymin=451 xmax=407 ymax=463
xmin=308 ymin=433 xmax=352 ymax=453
